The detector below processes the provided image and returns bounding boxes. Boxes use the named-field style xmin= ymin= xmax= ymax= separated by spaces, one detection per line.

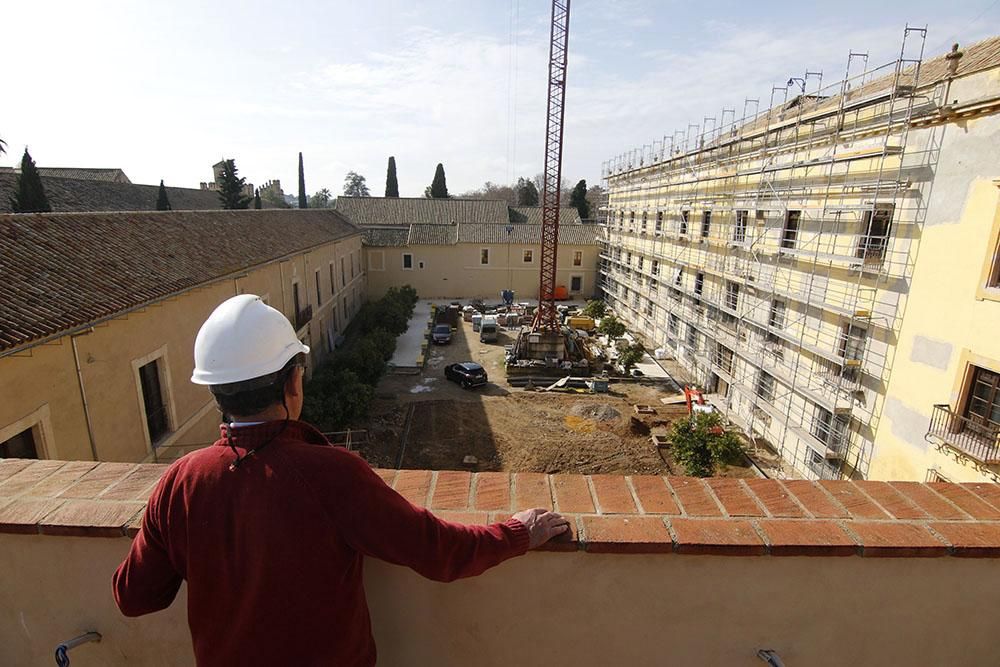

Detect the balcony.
xmin=928 ymin=404 xmax=1000 ymax=465
xmin=295 ymin=304 xmax=313 ymax=330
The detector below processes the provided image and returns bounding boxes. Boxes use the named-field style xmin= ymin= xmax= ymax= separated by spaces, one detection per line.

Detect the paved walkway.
xmin=390 ymin=300 xmax=433 ymax=369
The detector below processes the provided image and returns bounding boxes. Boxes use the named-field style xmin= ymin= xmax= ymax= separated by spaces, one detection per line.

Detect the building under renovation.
xmin=600 ymin=31 xmax=1000 ymax=482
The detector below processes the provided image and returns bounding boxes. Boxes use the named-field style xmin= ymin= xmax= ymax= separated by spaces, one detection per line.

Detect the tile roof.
xmin=408 ymin=224 xmax=459 ymax=245
xmin=457 ymin=223 xmax=599 ymax=245
xmin=509 ymin=206 xmax=581 ymax=226
xmin=0 ymin=173 xmax=223 ymax=213
xmin=0 ymin=167 xmax=131 ymax=183
xmin=0 ymin=209 xmax=359 ymax=353
xmin=334 ymin=197 xmax=510 ymax=226
xmin=361 ymin=226 xmax=410 ymax=247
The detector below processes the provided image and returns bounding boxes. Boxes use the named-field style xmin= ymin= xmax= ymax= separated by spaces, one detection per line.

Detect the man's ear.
xmin=286 ymin=366 xmax=304 ymax=398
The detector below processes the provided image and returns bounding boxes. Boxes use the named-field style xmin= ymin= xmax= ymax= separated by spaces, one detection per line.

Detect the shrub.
xmin=618 ymin=343 xmax=645 ymax=373
xmin=582 ymin=300 xmax=606 ymax=319
xmin=669 ymin=412 xmax=744 ymax=477
xmin=597 ymin=314 xmax=626 ymax=341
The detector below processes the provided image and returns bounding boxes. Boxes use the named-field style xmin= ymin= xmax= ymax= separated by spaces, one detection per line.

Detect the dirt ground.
xmin=358 ymin=315 xmax=761 ymax=478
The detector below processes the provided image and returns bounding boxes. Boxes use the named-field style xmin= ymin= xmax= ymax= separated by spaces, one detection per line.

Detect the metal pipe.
xmin=55 ymin=631 xmax=101 ymax=666
xmin=70 ymin=330 xmax=100 ymax=461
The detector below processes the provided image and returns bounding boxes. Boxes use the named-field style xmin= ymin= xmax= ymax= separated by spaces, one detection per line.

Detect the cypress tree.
xmin=217 ymin=159 xmax=252 ymax=209
xmin=569 ymin=179 xmax=590 ymax=219
xmin=10 ymin=148 xmax=51 ymax=213
xmin=155 ymin=180 xmax=172 ymax=210
xmin=297 ymin=152 xmax=307 ymax=208
xmin=517 ymin=177 xmax=539 ymax=206
xmin=385 ymin=156 xmax=399 ymax=197
xmin=430 ymin=163 xmax=449 ymax=199
xmin=254 ymin=188 xmax=262 ymax=209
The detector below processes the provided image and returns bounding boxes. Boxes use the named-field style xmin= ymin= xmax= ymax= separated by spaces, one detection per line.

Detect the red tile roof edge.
xmin=3 ymin=459 xmax=1000 ymax=557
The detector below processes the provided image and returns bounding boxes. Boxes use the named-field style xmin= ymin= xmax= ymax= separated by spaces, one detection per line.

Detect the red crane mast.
xmin=531 ymin=0 xmax=571 ymax=333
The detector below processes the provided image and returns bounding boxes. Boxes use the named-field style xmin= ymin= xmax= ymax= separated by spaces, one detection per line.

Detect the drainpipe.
xmin=70 ymin=330 xmax=100 ymax=461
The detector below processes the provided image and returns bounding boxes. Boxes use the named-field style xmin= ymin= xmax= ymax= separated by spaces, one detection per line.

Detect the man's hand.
xmin=511 ymin=508 xmax=570 ymax=549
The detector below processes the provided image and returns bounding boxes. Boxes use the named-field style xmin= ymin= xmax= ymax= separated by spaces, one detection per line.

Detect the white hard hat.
xmin=191 ymin=294 xmax=310 ymax=386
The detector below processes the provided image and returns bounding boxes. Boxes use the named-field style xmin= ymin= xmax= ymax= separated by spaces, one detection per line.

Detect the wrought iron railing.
xmin=928 ymin=404 xmax=1000 ymax=464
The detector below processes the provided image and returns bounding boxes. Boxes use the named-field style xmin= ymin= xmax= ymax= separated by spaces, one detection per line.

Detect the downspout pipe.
xmin=71 ymin=330 xmax=100 ymax=461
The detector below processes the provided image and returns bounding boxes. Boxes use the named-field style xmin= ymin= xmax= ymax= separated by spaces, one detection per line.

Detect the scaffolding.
xmin=598 ymin=27 xmax=945 ymax=480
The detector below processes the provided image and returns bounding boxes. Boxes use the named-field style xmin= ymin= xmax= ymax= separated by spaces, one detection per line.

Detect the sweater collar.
xmin=216 ymin=420 xmax=331 ymax=450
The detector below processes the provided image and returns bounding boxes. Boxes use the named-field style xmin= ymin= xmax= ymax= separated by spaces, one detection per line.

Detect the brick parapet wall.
xmin=3 ymin=458 xmax=1000 ymax=557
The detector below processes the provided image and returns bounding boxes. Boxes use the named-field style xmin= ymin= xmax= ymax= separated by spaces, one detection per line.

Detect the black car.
xmin=431 ymin=324 xmax=452 ymax=344
xmin=444 ymin=362 xmax=488 ymax=388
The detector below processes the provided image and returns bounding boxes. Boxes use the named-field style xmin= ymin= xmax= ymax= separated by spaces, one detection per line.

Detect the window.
xmin=755 ymin=371 xmax=775 ymax=401
xmin=315 ymin=270 xmax=322 ymax=306
xmin=573 ymin=251 xmax=583 ymax=267
xmin=651 ymin=260 xmax=659 ymax=276
xmin=341 ymin=258 xmax=346 ymax=285
xmin=403 ymin=253 xmax=413 ymax=270
xmin=715 ymin=344 xmax=734 ymax=373
xmin=812 ymin=405 xmax=849 ymax=451
xmin=668 ymin=313 xmax=679 ymax=337
xmin=481 ymin=248 xmax=490 ymax=265
xmin=655 ymin=211 xmax=663 ymax=233
xmin=686 ymin=324 xmax=698 ymax=348
xmin=781 ymin=211 xmax=801 ymax=249
xmin=725 ymin=281 xmax=739 ymax=312
xmin=523 ymin=249 xmax=533 ymax=263
xmin=0 ymin=428 xmax=38 ymax=459
xmin=990 ymin=234 xmax=1000 ymax=288
xmin=734 ymin=210 xmax=748 ymax=243
xmin=329 ymin=264 xmax=336 ymax=296
xmin=965 ymin=366 xmax=1000 ymax=429
xmin=629 ymin=211 xmax=635 ymax=229
xmin=351 ymin=252 xmax=356 ymax=279
xmin=570 ymin=276 xmax=583 ymax=292
xmin=680 ymin=210 xmax=689 ymax=235
xmin=838 ymin=324 xmax=867 ymax=361
xmin=139 ymin=360 xmax=169 ymax=445
xmin=641 ymin=212 xmax=648 ymax=233
xmin=701 ymin=211 xmax=712 ymax=238
xmin=768 ymin=300 xmax=786 ymax=330
xmin=293 ymin=283 xmax=302 ymax=320
xmin=694 ymin=272 xmax=705 ymax=299
xmin=343 ymin=296 xmax=348 ymax=321
xmin=857 ymin=205 xmax=893 ymax=263
xmin=637 ymin=256 xmax=644 ymax=271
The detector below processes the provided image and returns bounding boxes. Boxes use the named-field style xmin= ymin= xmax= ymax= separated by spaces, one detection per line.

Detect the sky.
xmin=2 ymin=0 xmax=997 ymax=198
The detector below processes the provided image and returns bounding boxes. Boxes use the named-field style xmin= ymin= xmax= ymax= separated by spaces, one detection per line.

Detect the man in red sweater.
xmin=113 ymin=295 xmax=569 ymax=665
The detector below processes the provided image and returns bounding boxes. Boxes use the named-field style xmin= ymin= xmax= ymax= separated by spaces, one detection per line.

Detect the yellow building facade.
xmin=602 ymin=33 xmax=1000 ymax=481
xmin=0 ymin=209 xmax=364 ymax=464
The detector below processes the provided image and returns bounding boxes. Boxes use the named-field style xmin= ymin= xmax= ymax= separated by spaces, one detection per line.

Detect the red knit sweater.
xmin=113 ymin=421 xmax=530 ymax=666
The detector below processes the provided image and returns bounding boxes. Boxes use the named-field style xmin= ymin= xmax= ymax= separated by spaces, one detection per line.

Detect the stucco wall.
xmin=868 ymin=111 xmax=1000 ymax=482
xmin=364 ymin=243 xmax=600 ymax=301
xmin=0 ymin=235 xmax=365 ymax=464
xmin=3 ymin=533 xmax=999 ymax=666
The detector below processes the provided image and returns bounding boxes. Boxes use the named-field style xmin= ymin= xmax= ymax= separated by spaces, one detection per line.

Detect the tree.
xmin=155 ymin=180 xmax=172 ymax=211
xmin=569 ymin=179 xmax=590 ymax=219
xmin=516 ymin=177 xmax=539 ymax=206
xmin=669 ymin=412 xmax=744 ymax=477
xmin=10 ymin=148 xmax=51 ymax=213
xmin=459 ymin=180 xmax=515 ymax=205
xmin=597 ymin=314 xmax=626 ymax=342
xmin=309 ymin=188 xmax=333 ymax=208
xmin=343 ymin=171 xmax=370 ymax=197
xmin=385 ymin=156 xmax=399 ymax=197
xmin=429 ymin=163 xmax=449 ymax=198
xmin=217 ymin=159 xmax=251 ymax=209
xmin=297 ymin=152 xmax=307 ymax=208
xmin=253 ymin=189 xmax=262 ymax=209
xmin=618 ymin=343 xmax=645 ymax=374
xmin=582 ymin=300 xmax=606 ymax=319
xmin=586 ymin=183 xmax=606 ymax=222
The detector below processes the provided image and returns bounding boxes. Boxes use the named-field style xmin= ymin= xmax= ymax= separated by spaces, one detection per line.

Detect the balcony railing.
xmin=928 ymin=404 xmax=1000 ymax=465
xmin=295 ymin=305 xmax=313 ymax=330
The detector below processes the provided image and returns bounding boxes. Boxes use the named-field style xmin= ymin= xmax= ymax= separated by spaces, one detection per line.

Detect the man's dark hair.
xmin=210 ymin=353 xmax=305 ymax=419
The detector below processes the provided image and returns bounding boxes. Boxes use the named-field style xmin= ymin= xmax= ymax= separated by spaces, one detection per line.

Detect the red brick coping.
xmin=3 ymin=459 xmax=1000 ymax=557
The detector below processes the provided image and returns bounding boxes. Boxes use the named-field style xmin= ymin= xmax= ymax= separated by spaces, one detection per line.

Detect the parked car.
xmin=480 ymin=316 xmax=498 ymax=343
xmin=444 ymin=362 xmax=489 ymax=388
xmin=431 ymin=324 xmax=452 ymax=344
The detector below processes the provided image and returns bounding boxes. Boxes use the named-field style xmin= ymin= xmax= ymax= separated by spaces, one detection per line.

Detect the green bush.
xmin=618 ymin=342 xmax=645 ymax=373
xmin=300 ymin=287 xmax=417 ymax=431
xmin=668 ymin=412 xmax=744 ymax=477
xmin=582 ymin=300 xmax=606 ymax=319
xmin=597 ymin=314 xmax=626 ymax=341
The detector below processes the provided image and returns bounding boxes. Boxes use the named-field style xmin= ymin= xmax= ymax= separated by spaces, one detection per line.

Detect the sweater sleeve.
xmin=329 ymin=454 xmax=530 ymax=582
xmin=112 ymin=474 xmax=183 ymax=616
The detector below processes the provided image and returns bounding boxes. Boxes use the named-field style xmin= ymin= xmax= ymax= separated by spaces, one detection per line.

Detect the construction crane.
xmin=531 ymin=0 xmax=571 ymax=333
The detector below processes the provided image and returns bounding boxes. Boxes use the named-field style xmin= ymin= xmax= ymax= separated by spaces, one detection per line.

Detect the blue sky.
xmin=3 ymin=0 xmax=997 ymax=197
